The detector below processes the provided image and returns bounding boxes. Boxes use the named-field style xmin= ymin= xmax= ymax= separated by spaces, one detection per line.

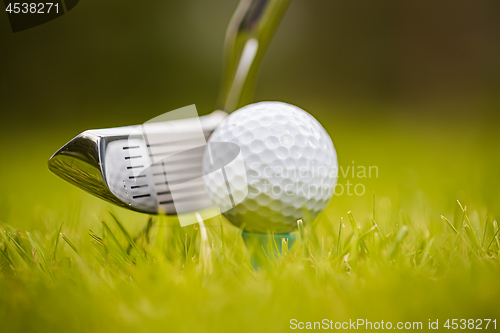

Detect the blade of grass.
xmin=100 ymin=219 xmax=128 ymax=260
xmin=5 ymin=231 xmax=31 ymax=261
xmin=417 ymin=237 xmax=435 ymax=271
xmin=486 ymin=221 xmax=500 ymax=252
xmin=360 ymin=225 xmax=377 ymax=241
xmin=89 ymin=229 xmax=104 ymax=245
xmin=184 ymin=233 xmax=188 ymax=261
xmin=387 ymin=225 xmax=409 ymax=259
xmin=27 ymin=232 xmax=54 ymax=280
xmin=109 ymin=212 xmax=146 ymax=261
xmin=481 ymin=217 xmax=489 ymax=248
xmin=144 ymin=216 xmax=153 ymax=244
xmin=282 ymin=238 xmax=289 ymax=256
xmin=219 ymin=209 xmax=225 ymax=252
xmin=272 ymin=233 xmax=281 ymax=260
xmin=186 ymin=225 xmax=199 ymax=266
xmin=127 ymin=217 xmax=154 ymax=255
xmin=458 ymin=203 xmax=482 ymax=252
xmin=494 ymin=221 xmax=500 ymax=251
xmin=61 ymin=233 xmax=80 ymax=256
xmin=297 ymin=219 xmax=307 ymax=256
xmin=347 ymin=211 xmax=368 ymax=253
xmin=441 ymin=215 xmax=478 ymax=255
xmin=337 ymin=217 xmax=343 ymax=257
xmin=347 ymin=211 xmax=360 ymax=232
xmin=51 ymin=221 xmax=64 ymax=262
xmin=441 ymin=215 xmax=460 ymax=235
xmin=457 ymin=200 xmax=466 ymax=228
xmin=0 ymin=230 xmax=30 ymax=269
xmin=463 ymin=220 xmax=482 ymax=253
xmin=0 ymin=246 xmax=14 ymax=268
xmin=371 ymin=193 xmax=384 ymax=239
xmin=196 ymin=213 xmax=213 ymax=274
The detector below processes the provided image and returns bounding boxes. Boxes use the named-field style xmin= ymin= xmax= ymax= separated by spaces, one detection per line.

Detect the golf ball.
xmin=202 ymin=102 xmax=337 ymax=233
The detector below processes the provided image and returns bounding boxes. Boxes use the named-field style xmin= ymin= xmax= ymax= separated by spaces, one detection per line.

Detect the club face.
xmin=48 ymin=127 xmax=161 ymax=214
xmin=48 ymin=111 xmax=227 ymax=215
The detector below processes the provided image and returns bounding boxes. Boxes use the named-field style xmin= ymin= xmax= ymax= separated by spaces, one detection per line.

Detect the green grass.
xmin=1 ymin=200 xmax=499 ymax=332
xmin=0 ymin=106 xmax=499 ymax=332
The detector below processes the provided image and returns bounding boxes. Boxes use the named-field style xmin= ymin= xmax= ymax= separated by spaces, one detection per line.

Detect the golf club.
xmin=48 ymin=0 xmax=292 ymax=217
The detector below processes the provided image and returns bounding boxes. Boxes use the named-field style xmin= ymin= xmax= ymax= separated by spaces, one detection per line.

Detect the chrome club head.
xmin=48 ymin=111 xmax=227 ymax=215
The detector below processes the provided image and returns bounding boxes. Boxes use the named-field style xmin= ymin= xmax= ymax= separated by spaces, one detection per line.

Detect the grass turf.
xmin=0 ymin=106 xmax=499 ymax=332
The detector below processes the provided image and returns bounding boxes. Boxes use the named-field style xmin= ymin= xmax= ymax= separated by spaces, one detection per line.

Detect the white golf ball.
xmin=203 ymin=101 xmax=338 ymax=234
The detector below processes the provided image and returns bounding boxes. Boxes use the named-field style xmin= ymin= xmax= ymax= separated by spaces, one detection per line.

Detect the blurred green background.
xmin=1 ymin=2 xmax=500 ymax=332
xmin=0 ymin=0 xmax=499 ymax=228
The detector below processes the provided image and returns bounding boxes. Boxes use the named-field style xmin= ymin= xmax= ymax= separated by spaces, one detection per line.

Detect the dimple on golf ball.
xmin=202 ymin=101 xmax=338 ymax=234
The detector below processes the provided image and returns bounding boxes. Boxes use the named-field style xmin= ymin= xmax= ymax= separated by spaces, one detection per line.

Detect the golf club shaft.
xmin=218 ymin=0 xmax=292 ymax=112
